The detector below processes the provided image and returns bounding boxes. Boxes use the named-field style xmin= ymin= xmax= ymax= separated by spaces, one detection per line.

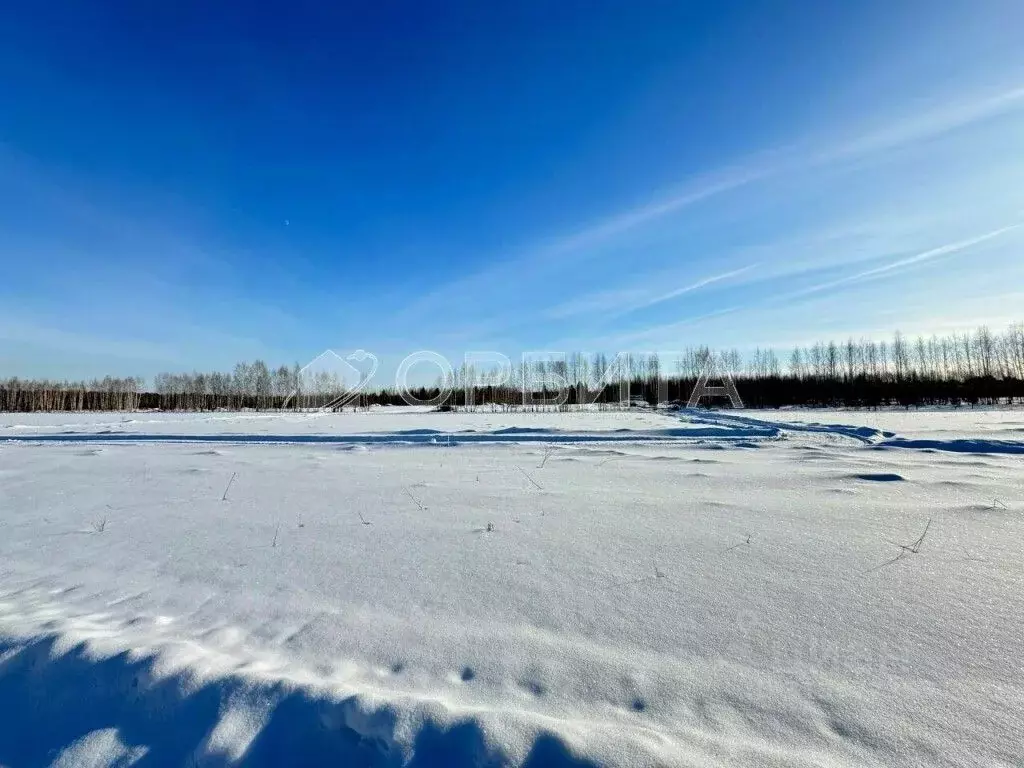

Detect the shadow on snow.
xmin=0 ymin=635 xmax=597 ymax=768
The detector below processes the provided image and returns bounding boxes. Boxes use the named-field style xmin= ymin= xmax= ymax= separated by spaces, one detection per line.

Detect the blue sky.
xmin=2 ymin=0 xmax=1024 ymax=382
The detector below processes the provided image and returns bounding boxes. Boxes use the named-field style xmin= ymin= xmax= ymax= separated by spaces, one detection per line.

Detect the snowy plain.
xmin=0 ymin=405 xmax=683 ymax=436
xmin=0 ymin=407 xmax=1022 ymax=767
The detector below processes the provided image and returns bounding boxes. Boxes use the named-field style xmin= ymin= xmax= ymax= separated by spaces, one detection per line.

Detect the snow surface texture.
xmin=1 ymin=408 xmax=1022 ymax=767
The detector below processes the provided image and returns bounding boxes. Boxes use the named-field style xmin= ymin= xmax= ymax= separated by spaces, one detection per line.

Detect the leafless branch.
xmin=515 ymin=465 xmax=543 ymax=490
xmin=221 ymin=472 xmax=237 ymax=501
xmin=721 ymin=534 xmax=752 ymax=554
xmin=866 ymin=518 xmax=932 ymax=573
xmin=404 ymin=487 xmax=426 ymax=511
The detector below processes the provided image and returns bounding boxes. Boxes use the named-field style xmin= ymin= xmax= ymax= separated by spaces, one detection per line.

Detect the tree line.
xmin=0 ymin=376 xmax=144 ymax=412
xmin=2 ymin=323 xmax=1023 ymax=412
xmin=150 ymin=362 xmax=346 ymax=411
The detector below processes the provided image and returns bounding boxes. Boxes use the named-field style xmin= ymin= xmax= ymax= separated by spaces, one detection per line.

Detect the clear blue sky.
xmin=2 ymin=0 xmax=1024 ymax=381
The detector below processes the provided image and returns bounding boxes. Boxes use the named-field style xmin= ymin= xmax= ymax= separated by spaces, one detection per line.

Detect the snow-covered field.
xmin=0 ymin=406 xmax=684 ymax=436
xmin=1 ymin=408 xmax=1022 ymax=767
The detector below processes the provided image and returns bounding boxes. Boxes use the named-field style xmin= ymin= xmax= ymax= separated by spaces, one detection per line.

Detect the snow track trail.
xmin=0 ymin=425 xmax=774 ymax=447
xmin=6 ymin=407 xmax=1024 ymax=455
xmin=678 ymin=408 xmax=892 ymax=442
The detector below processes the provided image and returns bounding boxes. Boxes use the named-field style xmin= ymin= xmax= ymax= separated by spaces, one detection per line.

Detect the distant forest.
xmin=3 ymin=324 xmax=1024 ymax=412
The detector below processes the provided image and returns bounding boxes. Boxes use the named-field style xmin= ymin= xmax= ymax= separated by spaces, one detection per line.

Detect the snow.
xmin=757 ymin=405 xmax=1024 ymax=441
xmin=0 ymin=406 xmax=680 ymax=436
xmin=1 ymin=408 xmax=1022 ymax=766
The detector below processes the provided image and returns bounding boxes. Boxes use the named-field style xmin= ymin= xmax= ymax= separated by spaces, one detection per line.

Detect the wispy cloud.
xmin=396 ymin=165 xmax=774 ymax=323
xmin=560 ymin=219 xmax=1023 ymax=352
xmin=544 ymin=288 xmax=648 ymax=320
xmin=404 ymin=82 xmax=1024 ymax=328
xmin=790 ymin=223 xmax=1021 ymax=299
xmin=814 ymin=85 xmax=1024 ymax=164
xmin=534 ymin=82 xmax=1024 ymax=266
xmin=544 ymin=265 xmax=756 ymax=320
xmin=536 ymin=167 xmax=774 ymax=261
xmin=537 ymin=83 xmax=1024 ymax=261
xmin=634 ymin=265 xmax=756 ymax=313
